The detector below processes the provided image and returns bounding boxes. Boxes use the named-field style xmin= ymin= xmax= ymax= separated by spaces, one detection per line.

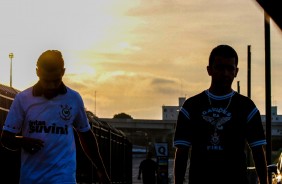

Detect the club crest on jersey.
xmin=60 ymin=104 xmax=72 ymax=121
xmin=202 ymin=115 xmax=231 ymax=130
xmin=202 ymin=107 xmax=232 ymax=151
xmin=202 ymin=107 xmax=231 ymax=130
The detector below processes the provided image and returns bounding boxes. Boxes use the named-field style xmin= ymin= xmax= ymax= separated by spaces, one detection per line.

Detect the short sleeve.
xmin=2 ymin=93 xmax=24 ymax=133
xmin=73 ymin=93 xmax=91 ymax=132
xmin=173 ymin=100 xmax=193 ymax=148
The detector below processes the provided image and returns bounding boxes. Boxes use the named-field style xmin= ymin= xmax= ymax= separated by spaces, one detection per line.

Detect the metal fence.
xmin=76 ymin=111 xmax=132 ymax=184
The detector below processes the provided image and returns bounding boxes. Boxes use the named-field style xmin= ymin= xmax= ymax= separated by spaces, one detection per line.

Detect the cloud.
xmin=2 ymin=0 xmax=282 ymax=119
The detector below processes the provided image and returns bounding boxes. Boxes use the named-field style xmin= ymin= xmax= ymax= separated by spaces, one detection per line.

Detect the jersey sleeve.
xmin=73 ymin=92 xmax=91 ymax=132
xmin=245 ymin=101 xmax=267 ymax=148
xmin=173 ymin=100 xmax=193 ymax=148
xmin=2 ymin=93 xmax=24 ymax=134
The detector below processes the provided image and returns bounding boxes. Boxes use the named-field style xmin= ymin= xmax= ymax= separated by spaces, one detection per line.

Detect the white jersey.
xmin=3 ymin=86 xmax=91 ymax=184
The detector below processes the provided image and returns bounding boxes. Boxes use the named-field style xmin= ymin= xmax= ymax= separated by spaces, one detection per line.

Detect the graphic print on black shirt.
xmin=201 ymin=90 xmax=234 ymax=151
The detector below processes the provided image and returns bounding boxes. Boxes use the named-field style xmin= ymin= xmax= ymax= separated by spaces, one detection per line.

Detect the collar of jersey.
xmin=32 ymin=81 xmax=67 ymax=97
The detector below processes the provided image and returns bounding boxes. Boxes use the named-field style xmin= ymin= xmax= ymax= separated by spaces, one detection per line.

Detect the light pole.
xmin=9 ymin=53 xmax=14 ymax=87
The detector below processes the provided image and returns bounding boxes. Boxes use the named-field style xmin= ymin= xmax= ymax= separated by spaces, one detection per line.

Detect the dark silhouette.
xmin=113 ymin=112 xmax=133 ymax=119
xmin=256 ymin=0 xmax=282 ymax=31
xmin=138 ymin=151 xmax=158 ymax=184
xmin=173 ymin=45 xmax=268 ymax=184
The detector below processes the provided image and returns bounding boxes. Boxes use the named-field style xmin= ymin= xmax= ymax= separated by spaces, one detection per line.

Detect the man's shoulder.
xmin=16 ymin=86 xmax=33 ymax=97
xmin=185 ymin=91 xmax=206 ymax=103
xmin=65 ymin=86 xmax=81 ymax=96
xmin=233 ymin=92 xmax=255 ymax=104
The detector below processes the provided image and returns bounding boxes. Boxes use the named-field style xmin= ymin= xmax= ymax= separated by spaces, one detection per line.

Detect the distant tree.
xmin=113 ymin=112 xmax=133 ymax=119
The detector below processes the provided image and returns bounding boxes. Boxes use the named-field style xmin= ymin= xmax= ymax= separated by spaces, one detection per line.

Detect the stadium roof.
xmin=256 ymin=0 xmax=282 ymax=31
xmin=0 ymin=84 xmax=20 ymax=98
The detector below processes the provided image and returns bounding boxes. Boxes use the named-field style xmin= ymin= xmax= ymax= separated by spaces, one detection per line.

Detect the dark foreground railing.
xmin=76 ymin=111 xmax=132 ymax=184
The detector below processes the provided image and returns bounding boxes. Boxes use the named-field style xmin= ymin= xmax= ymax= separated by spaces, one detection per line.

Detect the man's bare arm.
xmin=251 ymin=145 xmax=269 ymax=184
xmin=77 ymin=129 xmax=111 ymax=184
xmin=174 ymin=146 xmax=189 ymax=184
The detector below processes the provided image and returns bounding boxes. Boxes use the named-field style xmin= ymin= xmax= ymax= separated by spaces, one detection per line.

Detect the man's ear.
xmin=36 ymin=68 xmax=39 ymax=77
xmin=234 ymin=68 xmax=239 ymax=77
xmin=207 ymin=65 xmax=212 ymax=76
xmin=62 ymin=68 xmax=66 ymax=76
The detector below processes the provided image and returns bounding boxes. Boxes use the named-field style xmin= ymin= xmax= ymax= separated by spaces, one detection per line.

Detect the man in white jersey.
xmin=173 ymin=45 xmax=269 ymax=184
xmin=0 ymin=50 xmax=111 ymax=184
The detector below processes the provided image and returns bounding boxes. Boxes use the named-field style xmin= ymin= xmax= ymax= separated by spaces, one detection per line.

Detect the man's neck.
xmin=208 ymin=87 xmax=233 ymax=96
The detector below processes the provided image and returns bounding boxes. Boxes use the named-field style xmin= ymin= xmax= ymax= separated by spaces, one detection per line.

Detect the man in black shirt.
xmin=138 ymin=151 xmax=158 ymax=184
xmin=173 ymin=45 xmax=268 ymax=184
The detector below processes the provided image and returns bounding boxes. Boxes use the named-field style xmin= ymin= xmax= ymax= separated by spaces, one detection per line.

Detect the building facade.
xmin=162 ymin=97 xmax=185 ymax=120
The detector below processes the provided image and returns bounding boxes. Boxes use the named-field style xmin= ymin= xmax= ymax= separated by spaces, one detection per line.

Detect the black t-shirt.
xmin=139 ymin=158 xmax=158 ymax=183
xmin=174 ymin=90 xmax=266 ymax=184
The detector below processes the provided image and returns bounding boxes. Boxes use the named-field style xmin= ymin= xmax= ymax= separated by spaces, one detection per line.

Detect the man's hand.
xmin=1 ymin=131 xmax=44 ymax=154
xmin=18 ymin=136 xmax=44 ymax=154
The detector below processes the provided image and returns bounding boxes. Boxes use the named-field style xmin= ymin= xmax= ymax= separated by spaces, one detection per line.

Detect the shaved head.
xmin=37 ymin=50 xmax=64 ymax=72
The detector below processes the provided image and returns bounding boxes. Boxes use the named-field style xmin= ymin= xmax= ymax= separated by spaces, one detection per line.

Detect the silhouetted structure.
xmin=76 ymin=111 xmax=132 ymax=183
xmin=256 ymin=0 xmax=282 ymax=31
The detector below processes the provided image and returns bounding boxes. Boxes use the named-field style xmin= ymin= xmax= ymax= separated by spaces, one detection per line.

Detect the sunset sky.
xmin=0 ymin=0 xmax=282 ymax=119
